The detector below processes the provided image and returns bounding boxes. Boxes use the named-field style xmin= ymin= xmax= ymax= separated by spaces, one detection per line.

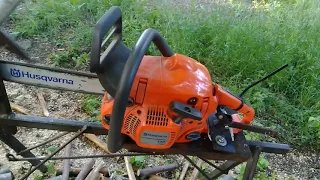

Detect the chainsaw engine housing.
xmin=100 ymin=54 xmax=218 ymax=149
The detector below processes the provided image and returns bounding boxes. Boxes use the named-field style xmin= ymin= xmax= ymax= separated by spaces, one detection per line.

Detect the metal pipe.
xmin=56 ymin=167 xmax=109 ymax=177
xmin=242 ymin=147 xmax=262 ymax=180
xmin=75 ymin=159 xmax=96 ymax=180
xmin=7 ymin=152 xmax=158 ymax=161
xmin=137 ymin=163 xmax=179 ymax=179
xmin=0 ymin=129 xmax=47 ymax=173
xmin=198 ymin=157 xmax=225 ymax=173
xmin=62 ymin=143 xmax=72 ymax=180
xmin=19 ymin=126 xmax=87 ymax=180
xmin=0 ymin=113 xmax=108 ymax=135
xmin=85 ymin=162 xmax=104 ymax=180
xmin=0 ymin=0 xmax=22 ymax=24
xmin=18 ymin=131 xmax=70 ymax=155
xmin=0 ymin=172 xmax=13 ymax=180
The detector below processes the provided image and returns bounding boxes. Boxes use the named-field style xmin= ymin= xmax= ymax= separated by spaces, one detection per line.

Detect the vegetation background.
xmin=5 ymin=0 xmax=319 ymax=178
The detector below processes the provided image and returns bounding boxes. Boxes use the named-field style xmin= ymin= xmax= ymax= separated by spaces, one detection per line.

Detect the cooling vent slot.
xmin=168 ymin=132 xmax=176 ymax=145
xmin=124 ymin=114 xmax=140 ymax=136
xmin=146 ymin=106 xmax=169 ymax=126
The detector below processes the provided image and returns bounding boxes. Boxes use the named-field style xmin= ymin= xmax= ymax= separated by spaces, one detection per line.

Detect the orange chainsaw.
xmin=90 ymin=6 xmax=286 ymax=153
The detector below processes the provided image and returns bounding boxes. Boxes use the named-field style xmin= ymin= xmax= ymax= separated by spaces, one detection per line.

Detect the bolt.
xmin=218 ymin=115 xmax=224 ymax=120
xmin=127 ymin=98 xmax=134 ymax=107
xmin=215 ymin=135 xmax=227 ymax=146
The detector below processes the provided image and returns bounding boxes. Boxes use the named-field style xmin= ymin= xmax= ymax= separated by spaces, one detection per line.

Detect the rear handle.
xmin=90 ymin=6 xmax=122 ymax=73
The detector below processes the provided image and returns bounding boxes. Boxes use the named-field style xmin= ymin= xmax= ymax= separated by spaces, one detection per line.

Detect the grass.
xmin=9 ymin=0 xmax=320 ymax=150
xmin=81 ymin=95 xmax=101 ymax=121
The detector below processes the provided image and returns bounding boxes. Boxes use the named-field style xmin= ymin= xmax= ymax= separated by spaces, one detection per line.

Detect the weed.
xmin=130 ymin=156 xmax=146 ymax=170
xmin=301 ymin=116 xmax=320 ymax=149
xmin=82 ymin=95 xmax=101 ymax=121
xmin=35 ymin=162 xmax=56 ymax=179
xmin=237 ymin=155 xmax=273 ymax=180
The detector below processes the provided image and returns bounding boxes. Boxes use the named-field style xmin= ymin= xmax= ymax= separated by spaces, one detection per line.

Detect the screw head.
xmin=215 ymin=135 xmax=227 ymax=146
xmin=218 ymin=115 xmax=224 ymax=120
xmin=127 ymin=98 xmax=134 ymax=107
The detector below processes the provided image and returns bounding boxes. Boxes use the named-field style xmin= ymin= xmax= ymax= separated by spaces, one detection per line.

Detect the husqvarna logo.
xmin=10 ymin=68 xmax=21 ymax=77
xmin=10 ymin=68 xmax=74 ymax=85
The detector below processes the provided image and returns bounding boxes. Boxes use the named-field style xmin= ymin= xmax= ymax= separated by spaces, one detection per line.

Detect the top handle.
xmin=90 ymin=6 xmax=122 ymax=73
xmin=107 ymin=28 xmax=174 ymax=153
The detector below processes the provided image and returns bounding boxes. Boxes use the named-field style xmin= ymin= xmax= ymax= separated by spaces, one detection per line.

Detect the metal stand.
xmin=0 ymin=129 xmax=47 ymax=173
xmin=0 ymin=57 xmax=291 ymax=179
xmin=0 ymin=78 xmax=47 ymax=173
xmin=243 ymin=147 xmax=262 ymax=180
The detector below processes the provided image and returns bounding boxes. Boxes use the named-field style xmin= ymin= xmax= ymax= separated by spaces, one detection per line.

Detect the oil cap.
xmin=186 ymin=132 xmax=201 ymax=140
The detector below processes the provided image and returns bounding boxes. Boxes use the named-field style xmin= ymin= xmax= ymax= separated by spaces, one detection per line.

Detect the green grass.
xmin=81 ymin=95 xmax=101 ymax=121
xmin=9 ymin=0 xmax=320 ymax=150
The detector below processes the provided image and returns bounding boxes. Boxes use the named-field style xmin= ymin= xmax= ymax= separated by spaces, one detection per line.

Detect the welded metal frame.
xmin=0 ymin=75 xmax=291 ymax=179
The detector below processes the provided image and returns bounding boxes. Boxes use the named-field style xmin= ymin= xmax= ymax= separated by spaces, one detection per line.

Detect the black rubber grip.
xmin=90 ymin=6 xmax=122 ymax=72
xmin=107 ymin=28 xmax=174 ymax=153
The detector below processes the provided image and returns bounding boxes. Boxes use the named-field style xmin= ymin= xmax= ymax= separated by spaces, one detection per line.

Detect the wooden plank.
xmin=124 ymin=156 xmax=136 ymax=180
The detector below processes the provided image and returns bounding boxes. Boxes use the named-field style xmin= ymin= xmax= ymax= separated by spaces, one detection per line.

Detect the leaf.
xmin=240 ymin=164 xmax=246 ymax=174
xmin=47 ymin=146 xmax=58 ymax=153
xmin=47 ymin=162 xmax=55 ymax=175
xmin=245 ymin=134 xmax=252 ymax=140
xmin=131 ymin=156 xmax=145 ymax=169
xmin=70 ymin=0 xmax=78 ymax=4
xmin=129 ymin=157 xmax=135 ymax=164
xmin=34 ymin=176 xmax=44 ymax=180
xmin=175 ymin=171 xmax=180 ymax=179
xmin=135 ymin=156 xmax=145 ymax=163
xmin=258 ymin=157 xmax=269 ymax=169
xmin=201 ymin=163 xmax=207 ymax=170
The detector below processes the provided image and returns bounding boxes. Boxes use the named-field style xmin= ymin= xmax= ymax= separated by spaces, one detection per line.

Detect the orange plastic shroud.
xmin=100 ymin=54 xmax=255 ymax=149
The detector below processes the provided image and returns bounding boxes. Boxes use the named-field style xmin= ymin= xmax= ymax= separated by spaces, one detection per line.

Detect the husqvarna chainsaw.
xmin=0 ymin=6 xmax=286 ymax=155
xmin=89 ymin=6 xmax=287 ymax=154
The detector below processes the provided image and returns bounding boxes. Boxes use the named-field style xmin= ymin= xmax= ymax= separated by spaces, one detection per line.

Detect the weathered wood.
xmin=83 ymin=133 xmax=110 ymax=153
xmin=124 ymin=156 xmax=136 ymax=180
xmin=10 ymin=103 xmax=31 ymax=115
xmin=37 ymin=91 xmax=49 ymax=116
xmin=179 ymin=162 xmax=190 ymax=180
xmin=88 ymin=162 xmax=104 ymax=180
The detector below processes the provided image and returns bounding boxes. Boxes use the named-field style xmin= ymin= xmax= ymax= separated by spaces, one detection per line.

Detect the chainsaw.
xmin=88 ymin=6 xmax=287 ymax=153
xmin=0 ymin=6 xmax=286 ymax=155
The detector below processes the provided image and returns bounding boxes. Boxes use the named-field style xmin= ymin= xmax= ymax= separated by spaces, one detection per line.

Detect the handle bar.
xmin=90 ymin=6 xmax=122 ymax=73
xmin=107 ymin=28 xmax=174 ymax=153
